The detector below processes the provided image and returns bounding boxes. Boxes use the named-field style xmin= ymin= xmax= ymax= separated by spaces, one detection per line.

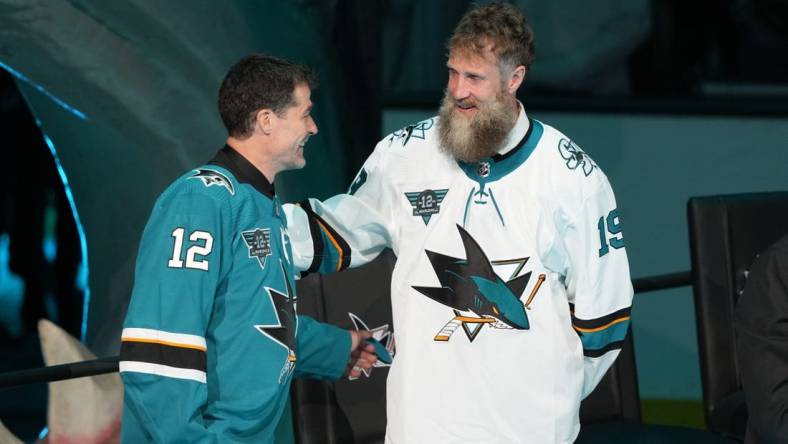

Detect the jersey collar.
xmin=496 ymin=101 xmax=530 ymax=157
xmin=209 ymin=145 xmax=276 ymax=198
xmin=457 ymin=116 xmax=544 ymax=184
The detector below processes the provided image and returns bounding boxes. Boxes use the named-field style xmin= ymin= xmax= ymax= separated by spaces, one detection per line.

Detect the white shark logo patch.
xmin=189 ymin=169 xmax=235 ymax=195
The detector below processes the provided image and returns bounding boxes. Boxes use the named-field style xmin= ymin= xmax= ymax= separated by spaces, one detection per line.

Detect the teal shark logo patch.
xmin=413 ymin=225 xmax=545 ymax=342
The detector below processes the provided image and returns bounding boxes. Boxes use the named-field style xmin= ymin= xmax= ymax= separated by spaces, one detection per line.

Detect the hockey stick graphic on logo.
xmin=525 ymin=274 xmax=546 ymax=309
xmin=434 ymin=314 xmax=496 ymax=341
xmin=433 ymin=273 xmax=547 ymax=341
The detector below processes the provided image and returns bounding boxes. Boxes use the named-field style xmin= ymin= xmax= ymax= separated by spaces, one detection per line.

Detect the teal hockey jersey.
xmin=119 ymin=146 xmax=350 ymax=443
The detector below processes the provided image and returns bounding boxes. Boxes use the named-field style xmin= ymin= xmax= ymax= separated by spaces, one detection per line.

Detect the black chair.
xmin=687 ymin=191 xmax=788 ymax=439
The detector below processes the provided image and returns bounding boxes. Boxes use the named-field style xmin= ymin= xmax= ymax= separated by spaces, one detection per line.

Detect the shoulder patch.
xmin=557 ymin=138 xmax=597 ymax=177
xmin=189 ymin=168 xmax=235 ymax=195
xmin=387 ymin=118 xmax=435 ymax=147
xmin=241 ymin=228 xmax=272 ymax=268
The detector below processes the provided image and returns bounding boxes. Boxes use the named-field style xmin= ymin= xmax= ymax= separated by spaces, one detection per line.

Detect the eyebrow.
xmin=446 ymin=63 xmax=483 ymax=77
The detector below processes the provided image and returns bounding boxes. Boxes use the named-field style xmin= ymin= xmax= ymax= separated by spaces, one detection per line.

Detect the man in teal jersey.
xmin=119 ymin=54 xmax=378 ymax=443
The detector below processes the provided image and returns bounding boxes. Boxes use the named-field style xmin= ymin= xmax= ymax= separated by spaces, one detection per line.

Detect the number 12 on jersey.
xmin=597 ymin=209 xmax=624 ymax=257
xmin=168 ymin=227 xmax=214 ymax=270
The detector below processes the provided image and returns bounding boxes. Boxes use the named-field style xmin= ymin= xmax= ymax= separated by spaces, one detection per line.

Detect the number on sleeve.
xmin=169 ymin=228 xmax=214 ymax=271
xmin=597 ymin=209 xmax=625 ymax=257
xmin=168 ymin=228 xmax=186 ymax=268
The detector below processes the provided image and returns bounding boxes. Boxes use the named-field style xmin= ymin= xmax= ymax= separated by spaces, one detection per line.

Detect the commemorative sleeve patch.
xmin=404 ymin=189 xmax=448 ymax=225
xmin=241 ymin=228 xmax=272 ymax=269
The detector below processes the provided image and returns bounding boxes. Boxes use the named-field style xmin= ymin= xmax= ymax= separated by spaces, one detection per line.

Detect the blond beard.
xmin=437 ymin=91 xmax=517 ymax=163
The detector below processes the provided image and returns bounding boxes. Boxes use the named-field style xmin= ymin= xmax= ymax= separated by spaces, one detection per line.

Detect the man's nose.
xmin=449 ymin=76 xmax=471 ymax=101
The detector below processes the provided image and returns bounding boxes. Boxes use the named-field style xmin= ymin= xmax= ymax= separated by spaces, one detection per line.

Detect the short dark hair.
xmin=448 ymin=2 xmax=535 ymax=75
xmin=218 ymin=54 xmax=316 ymax=138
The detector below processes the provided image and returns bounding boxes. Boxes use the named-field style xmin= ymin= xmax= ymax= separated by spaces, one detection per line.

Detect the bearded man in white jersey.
xmin=285 ymin=3 xmax=634 ymax=443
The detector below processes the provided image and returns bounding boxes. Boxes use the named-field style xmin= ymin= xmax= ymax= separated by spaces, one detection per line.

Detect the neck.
xmin=226 ymin=136 xmax=277 ymax=183
xmin=506 ymin=96 xmax=519 ymax=126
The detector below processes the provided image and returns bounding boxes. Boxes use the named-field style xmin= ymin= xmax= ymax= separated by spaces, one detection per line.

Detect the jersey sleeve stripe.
xmin=583 ymin=340 xmax=627 ymax=358
xmin=568 ymin=305 xmax=631 ymax=356
xmin=121 ymin=328 xmax=207 ymax=349
xmin=574 ymin=318 xmax=629 ymax=351
xmin=120 ymin=340 xmax=206 ymax=373
xmin=573 ymin=316 xmax=630 ymax=333
xmin=119 ymin=361 xmax=206 ymax=383
xmin=570 ymin=306 xmax=631 ymax=330
xmin=315 ymin=219 xmax=344 ymax=272
xmin=299 ymin=200 xmax=325 ymax=274
xmin=121 ymin=337 xmax=207 ymax=352
xmin=298 ymin=200 xmax=352 ymax=273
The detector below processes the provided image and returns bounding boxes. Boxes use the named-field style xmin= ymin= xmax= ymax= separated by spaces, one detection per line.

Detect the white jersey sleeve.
xmin=283 ymin=138 xmax=396 ymax=274
xmin=560 ymin=175 xmax=633 ymax=398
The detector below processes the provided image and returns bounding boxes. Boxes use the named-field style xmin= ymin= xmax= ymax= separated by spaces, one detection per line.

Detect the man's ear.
xmin=256 ymin=109 xmax=274 ymax=135
xmin=507 ymin=65 xmax=526 ymax=94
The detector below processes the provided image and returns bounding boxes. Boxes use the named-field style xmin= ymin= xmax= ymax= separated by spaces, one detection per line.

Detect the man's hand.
xmin=345 ymin=330 xmax=378 ymax=379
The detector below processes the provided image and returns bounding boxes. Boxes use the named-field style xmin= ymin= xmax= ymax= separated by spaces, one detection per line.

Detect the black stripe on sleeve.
xmin=120 ymin=341 xmax=206 ymax=372
xmin=571 ymin=306 xmax=632 ymax=330
xmin=583 ymin=340 xmax=627 ymax=358
xmin=299 ymin=200 xmax=324 ymax=275
xmin=299 ymin=199 xmax=353 ymax=272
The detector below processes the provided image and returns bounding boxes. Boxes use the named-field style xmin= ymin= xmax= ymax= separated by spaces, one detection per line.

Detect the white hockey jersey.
xmin=285 ymin=108 xmax=633 ymax=443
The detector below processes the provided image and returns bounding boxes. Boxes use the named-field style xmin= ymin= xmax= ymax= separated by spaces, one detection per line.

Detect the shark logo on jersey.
xmin=347 ymin=312 xmax=395 ymax=380
xmin=241 ymin=228 xmax=272 ymax=269
xmin=389 ymin=118 xmax=435 ymax=146
xmin=413 ymin=225 xmax=546 ymax=342
xmin=189 ymin=168 xmax=235 ymax=195
xmin=256 ymin=261 xmax=297 ymax=383
xmin=404 ymin=189 xmax=448 ymax=225
xmin=558 ymin=138 xmax=596 ymax=177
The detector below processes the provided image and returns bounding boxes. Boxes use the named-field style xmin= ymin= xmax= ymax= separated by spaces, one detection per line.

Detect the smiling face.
xmin=446 ymin=50 xmax=507 ymax=117
xmin=267 ymin=83 xmax=318 ymax=172
xmin=437 ymin=48 xmax=522 ymax=163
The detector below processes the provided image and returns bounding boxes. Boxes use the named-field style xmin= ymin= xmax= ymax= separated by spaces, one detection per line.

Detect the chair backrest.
xmin=292 ymin=251 xmax=642 ymax=443
xmin=687 ymin=191 xmax=788 ymax=435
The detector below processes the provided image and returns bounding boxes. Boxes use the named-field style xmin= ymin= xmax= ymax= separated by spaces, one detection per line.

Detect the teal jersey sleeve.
xmin=119 ymin=184 xmax=228 ymax=442
xmin=293 ymin=314 xmax=350 ymax=380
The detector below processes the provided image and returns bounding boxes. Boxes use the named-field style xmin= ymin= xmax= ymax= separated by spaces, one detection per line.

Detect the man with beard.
xmin=119 ymin=54 xmax=378 ymax=443
xmin=285 ymin=3 xmax=633 ymax=442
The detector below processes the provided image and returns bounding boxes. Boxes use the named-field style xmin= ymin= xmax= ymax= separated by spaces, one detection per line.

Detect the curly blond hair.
xmin=447 ymin=2 xmax=535 ymax=74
